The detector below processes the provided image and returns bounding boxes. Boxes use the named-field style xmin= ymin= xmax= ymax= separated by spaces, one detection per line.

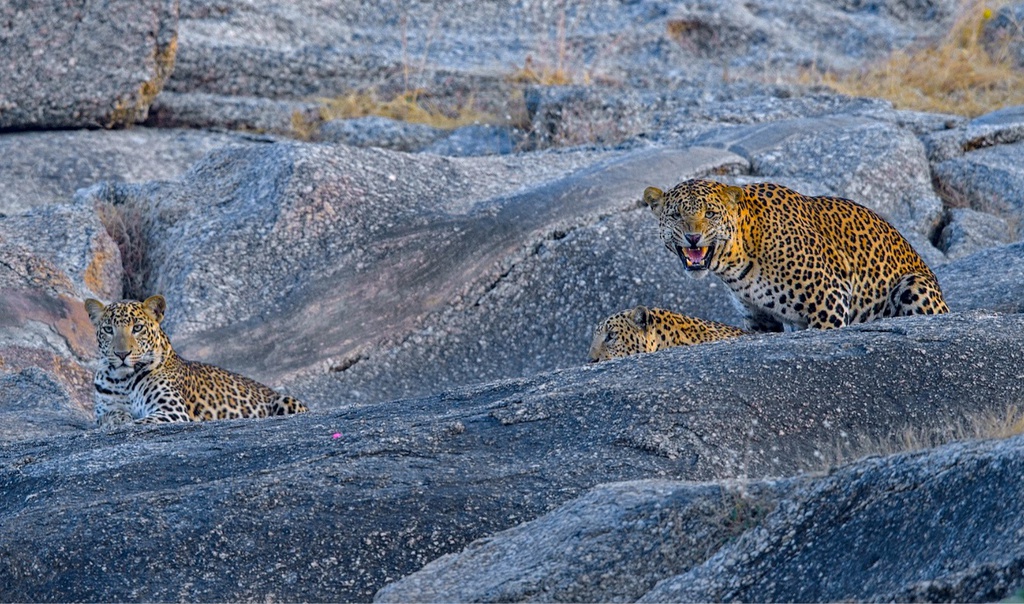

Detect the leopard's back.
xmin=644 ymin=179 xmax=948 ymax=330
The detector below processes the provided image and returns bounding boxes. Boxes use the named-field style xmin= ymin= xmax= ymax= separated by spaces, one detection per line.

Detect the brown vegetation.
xmin=803 ymin=0 xmax=1024 ymax=117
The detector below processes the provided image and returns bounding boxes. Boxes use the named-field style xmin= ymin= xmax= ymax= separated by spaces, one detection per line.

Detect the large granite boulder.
xmin=694 ymin=115 xmax=944 ymax=239
xmin=376 ymin=478 xmax=797 ymax=603
xmin=378 ymin=433 xmax=1024 ymax=603
xmin=642 ymin=434 xmax=1024 ymax=602
xmin=156 ymin=0 xmax=961 ymax=137
xmin=932 ymin=139 xmax=1024 ymax=239
xmin=0 ymin=0 xmax=178 ymax=130
xmin=0 ymin=128 xmax=259 ymax=214
xmin=0 ymin=200 xmax=123 ymax=438
xmin=2 ymin=312 xmax=1022 ymax=602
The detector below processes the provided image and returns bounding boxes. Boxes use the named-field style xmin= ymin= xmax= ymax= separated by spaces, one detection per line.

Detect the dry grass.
xmin=821 ymin=404 xmax=1024 ymax=470
xmin=508 ymin=6 xmax=583 ymax=85
xmin=507 ymin=2 xmax=622 ymax=87
xmin=802 ymin=0 xmax=1024 ymax=117
xmin=317 ymin=89 xmax=495 ymax=130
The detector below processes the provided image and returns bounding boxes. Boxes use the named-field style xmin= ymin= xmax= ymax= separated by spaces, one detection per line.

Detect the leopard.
xmin=84 ymin=295 xmax=308 ymax=425
xmin=643 ymin=179 xmax=948 ymax=331
xmin=588 ymin=305 xmax=750 ymax=362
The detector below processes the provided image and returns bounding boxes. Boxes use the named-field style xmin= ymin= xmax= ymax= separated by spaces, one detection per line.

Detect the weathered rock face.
xmin=0 ymin=0 xmax=179 ymax=130
xmin=693 ymin=115 xmax=943 ymax=237
xmin=146 ymin=91 xmax=320 ymax=139
xmin=641 ymin=434 xmax=1024 ymax=603
xmin=2 ymin=312 xmax=1023 ymax=602
xmin=378 ymin=434 xmax=1024 ymax=604
xmin=935 ymin=242 xmax=1024 ymax=314
xmin=932 ymin=141 xmax=1024 ymax=238
xmin=0 ymin=368 xmax=92 ymax=442
xmin=375 ymin=478 xmax=798 ymax=603
xmin=935 ymin=207 xmax=1015 ymax=260
xmin=0 ymin=128 xmax=259 ymax=214
xmin=165 ymin=0 xmax=956 ymax=105
xmin=0 ymin=201 xmax=122 ymax=430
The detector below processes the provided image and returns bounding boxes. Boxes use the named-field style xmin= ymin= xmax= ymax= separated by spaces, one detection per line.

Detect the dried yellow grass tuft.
xmin=316 ymin=89 xmax=495 ymax=130
xmin=803 ymin=0 xmax=1024 ymax=117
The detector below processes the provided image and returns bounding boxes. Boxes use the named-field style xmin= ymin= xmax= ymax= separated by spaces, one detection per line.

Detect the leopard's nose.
xmin=685 ymin=233 xmax=702 ymax=246
xmin=115 ymin=350 xmax=129 ymax=361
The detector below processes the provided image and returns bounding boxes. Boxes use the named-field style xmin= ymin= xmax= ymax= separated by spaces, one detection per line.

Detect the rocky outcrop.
xmin=0 ymin=0 xmax=179 ymax=130
xmin=376 ymin=478 xmax=798 ymax=603
xmin=378 ymin=433 xmax=1024 ymax=603
xmin=3 ymin=312 xmax=1023 ymax=602
xmin=0 ymin=201 xmax=122 ymax=428
xmin=0 ymin=128 xmax=260 ymax=214
xmin=932 ymin=140 xmax=1024 ymax=238
xmin=694 ymin=115 xmax=943 ymax=238
xmin=146 ymin=91 xmax=320 ymax=139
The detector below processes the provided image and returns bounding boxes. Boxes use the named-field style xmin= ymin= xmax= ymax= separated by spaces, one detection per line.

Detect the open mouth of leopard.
xmin=675 ymin=244 xmax=715 ymax=271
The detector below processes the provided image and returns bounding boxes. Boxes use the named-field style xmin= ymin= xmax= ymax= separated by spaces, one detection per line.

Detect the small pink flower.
xmin=332 ymin=433 xmax=341 ymax=439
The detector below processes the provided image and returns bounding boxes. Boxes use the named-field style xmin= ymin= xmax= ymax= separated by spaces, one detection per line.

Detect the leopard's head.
xmin=85 ymin=295 xmax=171 ymax=375
xmin=588 ymin=306 xmax=653 ymax=362
xmin=644 ymin=179 xmax=743 ymax=279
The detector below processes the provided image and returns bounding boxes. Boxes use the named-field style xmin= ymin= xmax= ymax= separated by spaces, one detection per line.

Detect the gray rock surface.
xmin=375 ymin=478 xmax=797 ymax=603
xmin=0 ymin=368 xmax=92 ymax=442
xmin=932 ymin=140 xmax=1024 ymax=238
xmin=0 ymin=0 xmax=178 ymax=130
xmin=423 ymin=124 xmax=519 ymax=156
xmin=147 ymin=91 xmax=321 ymax=138
xmin=0 ymin=237 xmax=106 ymax=428
xmin=695 ymin=115 xmax=944 ymax=238
xmin=377 ymin=434 xmax=1024 ymax=604
xmin=0 ymin=128 xmax=259 ymax=214
xmin=166 ymin=0 xmax=956 ymax=104
xmin=642 ymin=434 xmax=1024 ymax=603
xmin=923 ymin=104 xmax=1024 ymax=162
xmin=935 ymin=207 xmax=1015 ymax=260
xmin=315 ymin=116 xmax=447 ymax=151
xmin=0 ymin=200 xmax=123 ymax=302
xmin=2 ymin=312 xmax=1023 ymax=602
xmin=936 ymin=242 xmax=1024 ymax=314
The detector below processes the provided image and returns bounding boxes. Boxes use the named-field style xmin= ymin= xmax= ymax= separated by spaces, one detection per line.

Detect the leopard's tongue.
xmin=683 ymin=246 xmax=708 ymax=265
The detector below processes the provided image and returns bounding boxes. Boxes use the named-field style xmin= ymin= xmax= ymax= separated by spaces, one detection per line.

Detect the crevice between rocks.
xmin=95 ymin=196 xmax=152 ymax=301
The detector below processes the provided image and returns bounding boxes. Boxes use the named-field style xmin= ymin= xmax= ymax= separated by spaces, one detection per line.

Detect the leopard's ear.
xmin=84 ymin=299 xmax=106 ymax=325
xmin=720 ymin=185 xmax=744 ymax=210
xmin=643 ymin=187 xmax=666 ymax=217
xmin=631 ymin=306 xmax=651 ymax=329
xmin=142 ymin=295 xmax=167 ymax=323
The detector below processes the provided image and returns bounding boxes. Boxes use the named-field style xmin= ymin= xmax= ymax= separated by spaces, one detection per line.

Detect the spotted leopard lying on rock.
xmin=588 ymin=305 xmax=749 ymax=362
xmin=644 ymin=179 xmax=948 ymax=331
xmin=85 ymin=295 xmax=308 ymax=425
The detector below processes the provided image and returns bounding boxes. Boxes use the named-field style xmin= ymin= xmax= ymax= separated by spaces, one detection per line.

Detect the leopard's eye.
xmin=705 ymin=210 xmax=718 ymax=219
xmin=604 ymin=331 xmax=617 ymax=343
xmin=101 ymin=326 xmax=113 ymax=335
xmin=132 ymin=324 xmax=145 ymax=333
